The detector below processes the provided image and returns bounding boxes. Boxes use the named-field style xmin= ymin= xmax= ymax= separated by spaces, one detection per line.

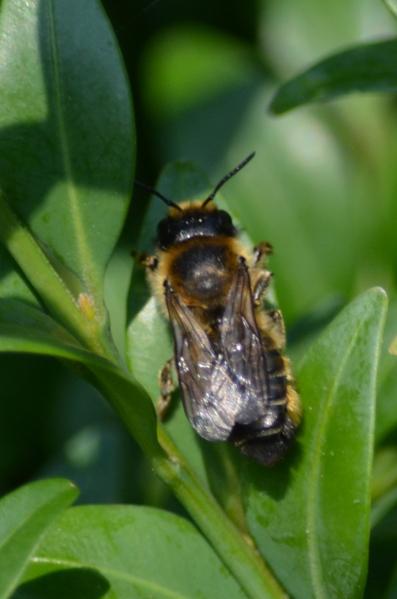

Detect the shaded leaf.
xmin=270 ymin=40 xmax=397 ymax=114
xmin=0 ymin=299 xmax=160 ymax=461
xmin=0 ymin=479 xmax=77 ymax=599
xmin=127 ymin=161 xmax=264 ymax=493
xmin=243 ymin=288 xmax=387 ymax=599
xmin=0 ymin=246 xmax=39 ymax=307
xmin=18 ymin=506 xmax=247 ymax=599
xmin=127 ymin=162 xmax=213 ymax=486
xmin=0 ymin=0 xmax=134 ymax=306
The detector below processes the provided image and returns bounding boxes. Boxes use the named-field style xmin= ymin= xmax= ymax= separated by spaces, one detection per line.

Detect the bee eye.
xmin=217 ymin=210 xmax=232 ymax=225
xmin=215 ymin=210 xmax=235 ymax=235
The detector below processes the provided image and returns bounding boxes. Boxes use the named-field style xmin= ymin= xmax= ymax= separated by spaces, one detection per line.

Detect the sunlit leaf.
xmin=0 ymin=479 xmax=77 ymax=599
xmin=0 ymin=0 xmax=134 ymax=308
xmin=270 ymin=40 xmax=397 ymax=114
xmin=17 ymin=506 xmax=246 ymax=599
xmin=243 ymin=288 xmax=387 ymax=599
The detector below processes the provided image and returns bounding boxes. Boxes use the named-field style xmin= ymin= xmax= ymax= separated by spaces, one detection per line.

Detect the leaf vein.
xmin=32 ymin=556 xmax=191 ymax=599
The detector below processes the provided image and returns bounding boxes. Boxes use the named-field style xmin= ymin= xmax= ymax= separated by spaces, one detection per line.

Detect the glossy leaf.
xmin=127 ymin=162 xmax=213 ymax=486
xmin=17 ymin=506 xmax=246 ymax=599
xmin=376 ymin=299 xmax=397 ymax=443
xmin=0 ymin=246 xmax=39 ymax=307
xmin=0 ymin=479 xmax=77 ymax=599
xmin=127 ymin=161 xmax=262 ymax=488
xmin=0 ymin=0 xmax=134 ymax=305
xmin=0 ymin=299 xmax=160 ymax=461
xmin=270 ymin=40 xmax=397 ymax=114
xmin=243 ymin=288 xmax=387 ymax=599
xmin=384 ymin=0 xmax=397 ymax=19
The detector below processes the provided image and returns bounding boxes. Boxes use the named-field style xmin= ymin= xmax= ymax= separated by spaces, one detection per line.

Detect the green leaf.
xmin=0 ymin=247 xmax=39 ymax=307
xmin=270 ymin=39 xmax=397 ymax=114
xmin=17 ymin=506 xmax=246 ymax=599
xmin=127 ymin=162 xmax=213 ymax=486
xmin=0 ymin=0 xmax=134 ymax=308
xmin=0 ymin=299 xmax=161 ymax=461
xmin=386 ymin=561 xmax=397 ymax=598
xmin=376 ymin=299 xmax=397 ymax=443
xmin=384 ymin=0 xmax=397 ymax=19
xmin=243 ymin=288 xmax=387 ymax=599
xmin=0 ymin=478 xmax=77 ymax=599
xmin=127 ymin=161 xmax=265 ymax=491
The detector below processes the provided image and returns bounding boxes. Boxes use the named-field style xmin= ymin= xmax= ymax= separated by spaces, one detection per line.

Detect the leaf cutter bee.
xmin=137 ymin=153 xmax=301 ymax=466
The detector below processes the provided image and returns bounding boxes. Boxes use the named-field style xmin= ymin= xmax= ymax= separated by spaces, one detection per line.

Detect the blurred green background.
xmin=1 ymin=1 xmax=397 ymax=596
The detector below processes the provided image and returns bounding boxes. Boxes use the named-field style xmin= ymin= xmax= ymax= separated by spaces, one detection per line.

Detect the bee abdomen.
xmin=265 ymin=349 xmax=285 ymax=374
xmin=234 ymin=415 xmax=297 ymax=466
xmin=268 ymin=375 xmax=287 ymax=403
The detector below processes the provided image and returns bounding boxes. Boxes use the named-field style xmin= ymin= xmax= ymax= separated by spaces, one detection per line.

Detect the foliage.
xmin=0 ymin=0 xmax=396 ymax=598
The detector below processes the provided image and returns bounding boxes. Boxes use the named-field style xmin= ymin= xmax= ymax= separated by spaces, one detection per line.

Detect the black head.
xmin=157 ymin=208 xmax=237 ymax=249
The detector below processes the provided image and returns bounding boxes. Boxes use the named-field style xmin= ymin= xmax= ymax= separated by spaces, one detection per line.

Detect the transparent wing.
xmin=165 ymin=283 xmax=242 ymax=441
xmin=164 ymin=258 xmax=270 ymax=441
xmin=219 ymin=258 xmax=270 ymax=425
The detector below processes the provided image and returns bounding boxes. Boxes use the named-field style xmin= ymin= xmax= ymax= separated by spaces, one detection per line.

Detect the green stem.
xmin=0 ymin=193 xmax=118 ymax=362
xmin=95 ymin=366 xmax=286 ymax=599
xmin=155 ymin=427 xmax=287 ymax=599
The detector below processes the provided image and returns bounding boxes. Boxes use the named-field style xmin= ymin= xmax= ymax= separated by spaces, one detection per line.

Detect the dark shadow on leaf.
xmin=12 ymin=568 xmax=110 ymax=599
xmin=240 ymin=432 xmax=304 ymax=502
xmin=0 ymin=1 xmax=133 ymax=283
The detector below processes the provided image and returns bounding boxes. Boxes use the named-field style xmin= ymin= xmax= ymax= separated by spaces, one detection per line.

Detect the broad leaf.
xmin=243 ymin=288 xmax=387 ymax=599
xmin=127 ymin=162 xmax=263 ymax=497
xmin=127 ymin=162 xmax=211 ymax=486
xmin=0 ymin=479 xmax=77 ymax=599
xmin=0 ymin=0 xmax=134 ymax=308
xmin=17 ymin=506 xmax=246 ymax=599
xmin=270 ymin=40 xmax=397 ymax=114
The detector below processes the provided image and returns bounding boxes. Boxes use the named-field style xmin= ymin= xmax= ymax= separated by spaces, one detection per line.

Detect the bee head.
xmin=157 ymin=206 xmax=237 ymax=250
xmin=135 ymin=152 xmax=255 ymax=249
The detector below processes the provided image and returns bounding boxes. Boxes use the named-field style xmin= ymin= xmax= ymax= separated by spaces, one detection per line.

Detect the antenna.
xmin=202 ymin=152 xmax=256 ymax=207
xmin=135 ymin=180 xmax=182 ymax=212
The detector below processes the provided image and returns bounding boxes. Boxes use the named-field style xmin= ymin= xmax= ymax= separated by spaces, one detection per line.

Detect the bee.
xmin=138 ymin=153 xmax=301 ymax=466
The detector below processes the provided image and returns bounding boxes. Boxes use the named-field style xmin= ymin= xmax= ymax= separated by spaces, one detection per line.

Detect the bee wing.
xmin=165 ymin=284 xmax=243 ymax=441
xmin=219 ymin=258 xmax=269 ymax=425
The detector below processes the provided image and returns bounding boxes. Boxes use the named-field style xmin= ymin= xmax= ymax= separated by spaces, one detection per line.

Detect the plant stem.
xmin=155 ymin=427 xmax=287 ymax=599
xmin=0 ymin=193 xmax=118 ymax=363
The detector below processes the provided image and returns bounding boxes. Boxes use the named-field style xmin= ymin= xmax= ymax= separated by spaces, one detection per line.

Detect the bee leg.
xmin=266 ymin=309 xmax=286 ymax=350
xmin=140 ymin=254 xmax=158 ymax=271
xmin=253 ymin=241 xmax=273 ymax=267
xmin=253 ymin=271 xmax=272 ymax=306
xmin=157 ymin=358 xmax=176 ymax=420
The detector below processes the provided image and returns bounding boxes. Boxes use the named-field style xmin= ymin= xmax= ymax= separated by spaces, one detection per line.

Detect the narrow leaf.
xmin=270 ymin=39 xmax=397 ymax=114
xmin=384 ymin=0 xmax=397 ymax=19
xmin=0 ymin=0 xmax=134 ymax=310
xmin=0 ymin=479 xmax=77 ymax=599
xmin=18 ymin=506 xmax=247 ymax=599
xmin=243 ymin=288 xmax=387 ymax=599
xmin=0 ymin=246 xmax=39 ymax=307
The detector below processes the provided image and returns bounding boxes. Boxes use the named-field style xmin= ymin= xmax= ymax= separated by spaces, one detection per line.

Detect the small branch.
xmin=155 ymin=427 xmax=287 ymax=599
xmin=0 ymin=193 xmax=119 ymax=363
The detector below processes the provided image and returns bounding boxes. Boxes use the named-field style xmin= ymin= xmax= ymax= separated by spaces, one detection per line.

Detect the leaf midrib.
xmin=305 ymin=321 xmax=364 ymax=599
xmin=32 ymin=556 xmax=192 ymax=599
xmin=47 ymin=0 xmax=95 ymax=288
xmin=0 ymin=490 xmax=72 ymax=598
